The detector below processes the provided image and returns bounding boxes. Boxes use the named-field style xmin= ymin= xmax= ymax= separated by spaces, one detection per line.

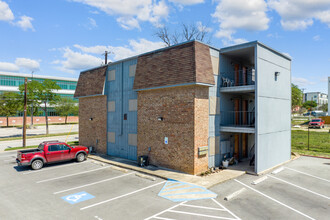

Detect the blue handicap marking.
xmin=158 ymin=179 xmax=217 ymax=202
xmin=62 ymin=191 xmax=95 ymax=204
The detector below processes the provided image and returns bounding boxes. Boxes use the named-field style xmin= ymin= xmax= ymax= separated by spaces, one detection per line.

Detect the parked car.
xmin=308 ymin=118 xmax=325 ymax=129
xmin=16 ymin=141 xmax=89 ymax=170
xmin=303 ymin=112 xmax=310 ymax=116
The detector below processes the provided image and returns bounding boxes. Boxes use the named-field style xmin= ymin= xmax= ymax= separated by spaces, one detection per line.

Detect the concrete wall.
xmin=137 ymin=85 xmax=209 ymax=175
xmin=256 ymin=44 xmax=291 ymax=173
xmin=0 ymin=116 xmax=78 ymax=127
xmin=79 ymin=96 xmax=107 ymax=154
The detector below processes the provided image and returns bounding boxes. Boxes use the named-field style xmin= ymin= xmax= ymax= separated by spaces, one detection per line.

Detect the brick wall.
xmin=0 ymin=116 xmax=78 ymax=127
xmin=79 ymin=95 xmax=107 ymax=154
xmin=137 ymin=85 xmax=209 ymax=175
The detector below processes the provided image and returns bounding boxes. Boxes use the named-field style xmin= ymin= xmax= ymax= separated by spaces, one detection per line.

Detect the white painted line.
xmin=284 ymin=167 xmax=330 ymax=183
xmin=167 ymin=210 xmax=236 ymax=220
xmin=53 ymin=172 xmax=135 ymax=194
xmin=80 ymin=180 xmax=166 ymax=210
xmin=211 ymin=198 xmax=241 ymax=220
xmin=36 ymin=166 xmax=111 ymax=183
xmin=153 ymin=216 xmax=175 ymax=220
xmin=267 ymin=175 xmax=330 ymax=200
xmin=224 ymin=188 xmax=246 ymax=201
xmin=234 ymin=179 xmax=316 ymax=220
xmin=144 ymin=201 xmax=186 ymax=220
xmin=24 ymin=161 xmax=90 ymax=175
xmin=272 ymin=167 xmax=284 ymax=174
xmin=252 ymin=176 xmax=268 ymax=185
xmin=180 ymin=203 xmax=226 ymax=211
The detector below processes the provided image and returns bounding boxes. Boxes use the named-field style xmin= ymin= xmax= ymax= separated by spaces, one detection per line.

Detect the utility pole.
xmin=103 ymin=51 xmax=113 ymax=65
xmin=30 ymin=71 xmax=34 ymax=127
xmin=23 ymin=77 xmax=27 ymax=148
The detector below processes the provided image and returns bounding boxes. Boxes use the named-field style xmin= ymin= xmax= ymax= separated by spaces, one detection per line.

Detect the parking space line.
xmin=267 ymin=175 xmax=330 ymax=200
xmin=145 ymin=202 xmax=186 ymax=220
xmin=153 ymin=216 xmax=175 ymax=220
xmin=284 ymin=167 xmax=330 ymax=183
xmin=36 ymin=166 xmax=111 ymax=183
xmin=167 ymin=210 xmax=236 ymax=219
xmin=180 ymin=203 xmax=226 ymax=211
xmin=234 ymin=179 xmax=316 ymax=220
xmin=211 ymin=198 xmax=241 ymax=220
xmin=80 ymin=180 xmax=166 ymax=210
xmin=23 ymin=161 xmax=91 ymax=175
xmin=53 ymin=172 xmax=135 ymax=194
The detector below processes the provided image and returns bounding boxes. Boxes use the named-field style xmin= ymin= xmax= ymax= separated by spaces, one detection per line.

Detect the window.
xmin=59 ymin=144 xmax=70 ymax=151
xmin=48 ymin=145 xmax=60 ymax=151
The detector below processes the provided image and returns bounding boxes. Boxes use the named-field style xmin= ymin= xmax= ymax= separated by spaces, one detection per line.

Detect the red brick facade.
xmin=137 ymin=85 xmax=209 ymax=175
xmin=78 ymin=96 xmax=107 ymax=154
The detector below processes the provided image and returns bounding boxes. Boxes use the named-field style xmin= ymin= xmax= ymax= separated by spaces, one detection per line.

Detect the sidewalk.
xmin=88 ymin=154 xmax=246 ymax=189
xmin=0 ymin=135 xmax=78 ymax=152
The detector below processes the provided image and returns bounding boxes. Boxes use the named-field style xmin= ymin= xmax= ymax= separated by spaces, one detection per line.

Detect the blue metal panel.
xmin=106 ymin=58 xmax=138 ymax=161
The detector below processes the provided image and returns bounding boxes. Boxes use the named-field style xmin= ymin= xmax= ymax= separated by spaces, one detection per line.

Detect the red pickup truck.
xmin=16 ymin=141 xmax=89 ymax=170
xmin=308 ymin=118 xmax=325 ymax=129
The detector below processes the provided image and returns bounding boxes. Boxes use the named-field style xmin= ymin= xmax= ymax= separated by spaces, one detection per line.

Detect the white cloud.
xmin=74 ymin=38 xmax=165 ymax=61
xmin=15 ymin=58 xmax=40 ymax=71
xmin=268 ymin=0 xmax=330 ymax=30
xmin=313 ymin=35 xmax=320 ymax=41
xmin=0 ymin=0 xmax=14 ymax=21
xmin=0 ymin=62 xmax=19 ymax=72
xmin=0 ymin=58 xmax=40 ymax=72
xmin=15 ymin=15 xmax=35 ymax=31
xmin=60 ymin=48 xmax=103 ymax=72
xmin=212 ymin=0 xmax=269 ymax=45
xmin=169 ymin=0 xmax=204 ymax=5
xmin=197 ymin=21 xmax=212 ymax=33
xmin=72 ymin=0 xmax=169 ymax=29
xmin=292 ymin=77 xmax=315 ymax=87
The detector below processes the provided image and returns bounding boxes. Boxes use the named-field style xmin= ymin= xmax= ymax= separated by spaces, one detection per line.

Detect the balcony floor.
xmin=220 ymin=85 xmax=255 ymax=93
xmin=220 ymin=126 xmax=255 ymax=133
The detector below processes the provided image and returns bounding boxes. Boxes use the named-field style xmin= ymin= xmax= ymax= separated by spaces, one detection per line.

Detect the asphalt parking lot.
xmin=0 ymin=152 xmax=329 ymax=220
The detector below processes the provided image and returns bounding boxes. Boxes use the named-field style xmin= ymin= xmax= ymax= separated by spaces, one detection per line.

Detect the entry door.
xmin=234 ymin=134 xmax=239 ymax=159
xmin=59 ymin=144 xmax=71 ymax=160
xmin=234 ymin=99 xmax=240 ymax=125
xmin=235 ymin=64 xmax=240 ymax=86
xmin=242 ymin=133 xmax=248 ymax=158
xmin=242 ymin=100 xmax=248 ymax=125
xmin=242 ymin=66 xmax=247 ymax=85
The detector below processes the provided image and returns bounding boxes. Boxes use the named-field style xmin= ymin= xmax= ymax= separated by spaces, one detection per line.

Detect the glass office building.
xmin=0 ymin=72 xmax=78 ymax=116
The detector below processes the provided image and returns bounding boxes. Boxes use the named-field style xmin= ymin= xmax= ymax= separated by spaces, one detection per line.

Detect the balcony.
xmin=219 ymin=70 xmax=255 ymax=93
xmin=220 ymin=111 xmax=255 ymax=133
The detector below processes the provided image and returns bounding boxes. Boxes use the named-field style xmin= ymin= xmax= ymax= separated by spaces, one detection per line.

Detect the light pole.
xmin=30 ymin=71 xmax=34 ymax=127
xmin=23 ymin=77 xmax=27 ymax=148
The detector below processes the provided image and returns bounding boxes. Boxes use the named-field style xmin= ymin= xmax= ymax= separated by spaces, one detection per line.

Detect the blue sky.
xmin=0 ymin=0 xmax=329 ymax=93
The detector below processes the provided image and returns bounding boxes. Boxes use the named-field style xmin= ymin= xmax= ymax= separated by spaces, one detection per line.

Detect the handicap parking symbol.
xmin=62 ymin=191 xmax=95 ymax=204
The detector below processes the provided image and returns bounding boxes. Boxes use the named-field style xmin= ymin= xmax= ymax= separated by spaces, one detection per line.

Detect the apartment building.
xmin=304 ymin=92 xmax=328 ymax=108
xmin=75 ymin=40 xmax=291 ymax=175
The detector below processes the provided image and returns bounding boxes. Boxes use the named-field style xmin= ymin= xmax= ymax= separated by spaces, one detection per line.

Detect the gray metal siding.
xmin=106 ymin=59 xmax=138 ymax=161
xmin=256 ymin=45 xmax=291 ymax=173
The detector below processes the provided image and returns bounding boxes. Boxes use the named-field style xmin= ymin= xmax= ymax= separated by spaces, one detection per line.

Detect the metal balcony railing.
xmin=220 ymin=69 xmax=255 ymax=87
xmin=220 ymin=111 xmax=255 ymax=127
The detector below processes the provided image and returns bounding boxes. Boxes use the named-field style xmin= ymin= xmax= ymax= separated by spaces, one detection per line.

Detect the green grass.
xmin=4 ymin=141 xmax=79 ymax=151
xmin=0 ymin=132 xmax=78 ymax=141
xmin=292 ymin=130 xmax=330 ymax=157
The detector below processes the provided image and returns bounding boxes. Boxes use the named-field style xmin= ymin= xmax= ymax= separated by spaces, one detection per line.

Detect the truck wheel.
xmin=76 ymin=153 xmax=86 ymax=162
xmin=31 ymin=159 xmax=43 ymax=170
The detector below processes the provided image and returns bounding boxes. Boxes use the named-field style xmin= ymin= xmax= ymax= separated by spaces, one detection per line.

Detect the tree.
xmin=0 ymin=92 xmax=23 ymax=127
xmin=55 ymin=97 xmax=79 ymax=124
xmin=19 ymin=79 xmax=61 ymax=134
xmin=291 ymin=84 xmax=303 ymax=111
xmin=303 ymin=101 xmax=317 ymax=111
xmin=320 ymin=103 xmax=328 ymax=112
xmin=155 ymin=23 xmax=212 ymax=47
